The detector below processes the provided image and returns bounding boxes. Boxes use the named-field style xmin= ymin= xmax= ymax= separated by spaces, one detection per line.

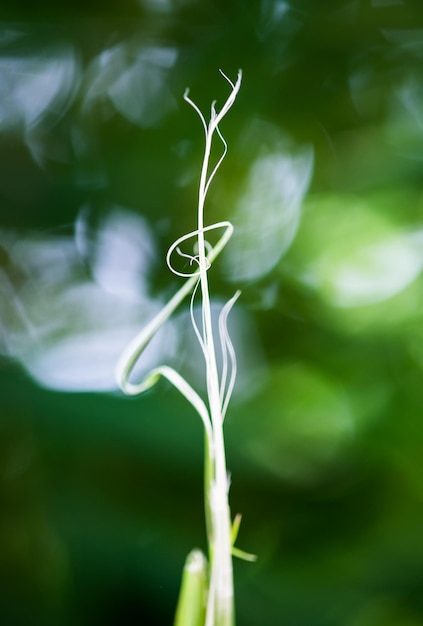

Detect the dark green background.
xmin=2 ymin=1 xmax=423 ymax=624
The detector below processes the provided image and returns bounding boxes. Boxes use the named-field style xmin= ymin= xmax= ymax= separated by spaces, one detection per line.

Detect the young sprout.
xmin=116 ymin=69 xmax=254 ymax=626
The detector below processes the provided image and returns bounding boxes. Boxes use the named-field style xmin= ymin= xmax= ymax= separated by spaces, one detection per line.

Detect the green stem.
xmin=198 ymin=119 xmax=234 ymax=626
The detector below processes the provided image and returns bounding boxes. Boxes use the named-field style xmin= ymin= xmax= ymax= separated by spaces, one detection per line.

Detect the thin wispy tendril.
xmin=219 ymin=290 xmax=241 ymax=420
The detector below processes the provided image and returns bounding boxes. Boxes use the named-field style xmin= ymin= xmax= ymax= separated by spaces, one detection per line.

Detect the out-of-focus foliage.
xmin=2 ymin=1 xmax=423 ymax=625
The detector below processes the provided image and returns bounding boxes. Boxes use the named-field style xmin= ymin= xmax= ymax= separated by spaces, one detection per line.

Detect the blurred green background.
xmin=2 ymin=1 xmax=423 ymax=624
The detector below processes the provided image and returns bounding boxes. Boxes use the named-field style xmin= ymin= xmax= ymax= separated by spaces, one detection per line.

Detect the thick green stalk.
xmin=195 ymin=99 xmax=234 ymax=626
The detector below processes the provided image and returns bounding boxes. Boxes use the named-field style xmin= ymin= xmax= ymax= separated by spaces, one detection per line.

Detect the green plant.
xmin=116 ymin=69 xmax=254 ymax=626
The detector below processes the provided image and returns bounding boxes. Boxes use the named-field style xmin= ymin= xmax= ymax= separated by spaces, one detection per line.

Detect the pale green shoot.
xmin=174 ymin=550 xmax=208 ymax=626
xmin=115 ymin=69 xmax=251 ymax=626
